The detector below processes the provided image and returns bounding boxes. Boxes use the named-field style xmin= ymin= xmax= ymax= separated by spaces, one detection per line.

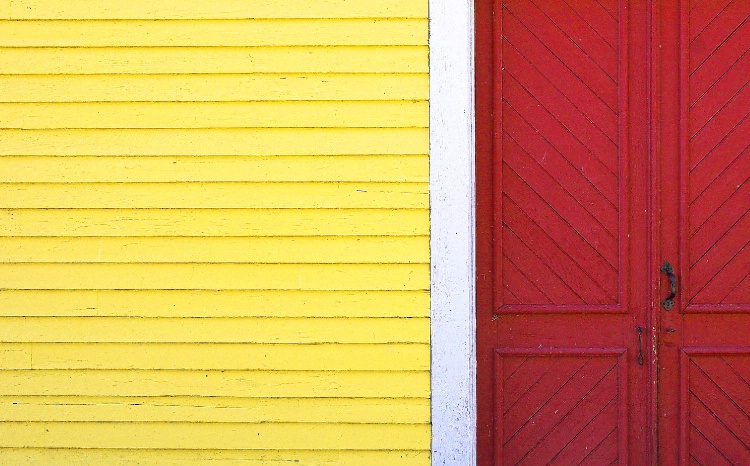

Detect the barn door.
xmin=657 ymin=1 xmax=750 ymax=465
xmin=476 ymin=0 xmax=750 ymax=465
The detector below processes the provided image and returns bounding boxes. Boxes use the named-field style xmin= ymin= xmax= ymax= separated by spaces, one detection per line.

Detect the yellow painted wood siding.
xmin=0 ymin=1 xmax=429 ymax=464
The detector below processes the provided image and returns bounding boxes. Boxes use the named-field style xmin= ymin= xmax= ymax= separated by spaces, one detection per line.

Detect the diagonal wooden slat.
xmin=503 ymin=8 xmax=618 ymax=115
xmin=503 ymin=74 xmax=618 ymax=185
xmin=690 ymin=427 xmax=734 ymax=466
xmin=528 ymin=0 xmax=617 ymax=78
xmin=503 ymin=226 xmax=585 ymax=305
xmin=690 ymin=454 xmax=705 ymax=466
xmin=503 ymin=95 xmax=619 ymax=208
xmin=503 ymin=100 xmax=618 ymax=224
xmin=517 ymin=367 xmax=618 ymax=466
xmin=690 ymin=393 xmax=750 ymax=465
xmin=504 ymin=0 xmax=618 ymax=103
xmin=724 ymin=274 xmax=750 ymax=303
xmin=690 ymin=178 xmax=750 ymax=261
xmin=693 ymin=240 xmax=750 ymax=303
xmin=690 ymin=19 xmax=750 ymax=100
xmin=722 ymin=356 xmax=750 ymax=388
xmin=502 ymin=171 xmax=619 ymax=288
xmin=593 ymin=0 xmax=618 ymax=23
xmin=577 ymin=428 xmax=618 ymax=466
xmin=548 ymin=398 xmax=618 ymax=466
xmin=503 ymin=150 xmax=619 ymax=272
xmin=690 ymin=210 xmax=750 ymax=295
xmin=503 ymin=357 xmax=555 ymax=411
xmin=504 ymin=45 xmax=618 ymax=162
xmin=502 ymin=173 xmax=618 ymax=288
xmin=689 ymin=152 xmax=750 ymax=229
xmin=506 ymin=358 xmax=615 ymax=465
xmin=690 ymin=362 xmax=750 ymax=450
xmin=690 ymin=0 xmax=734 ymax=43
xmin=504 ymin=356 xmax=531 ymax=383
xmin=690 ymin=54 xmax=750 ymax=140
xmin=692 ymin=357 xmax=750 ymax=421
xmin=691 ymin=3 xmax=749 ymax=71
xmin=690 ymin=97 xmax=750 ymax=166
xmin=503 ymin=196 xmax=614 ymax=304
xmin=690 ymin=119 xmax=750 ymax=199
xmin=561 ymin=0 xmax=618 ymax=49
xmin=504 ymin=286 xmax=522 ymax=305
xmin=503 ymin=357 xmax=588 ymax=441
xmin=690 ymin=106 xmax=750 ymax=172
xmin=503 ymin=256 xmax=553 ymax=304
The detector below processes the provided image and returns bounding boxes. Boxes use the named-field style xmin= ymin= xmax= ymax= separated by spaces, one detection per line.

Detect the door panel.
xmin=658 ymin=1 xmax=750 ymax=465
xmin=479 ymin=0 xmax=750 ymax=464
xmin=478 ymin=0 xmax=652 ymax=464
xmin=498 ymin=0 xmax=624 ymax=308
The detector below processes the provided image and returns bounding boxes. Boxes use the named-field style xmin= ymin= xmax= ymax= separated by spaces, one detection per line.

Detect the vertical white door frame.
xmin=429 ymin=0 xmax=476 ymax=464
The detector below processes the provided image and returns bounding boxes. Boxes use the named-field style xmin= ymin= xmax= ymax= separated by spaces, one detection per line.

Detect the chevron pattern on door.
xmin=499 ymin=0 xmax=623 ymax=308
xmin=495 ymin=350 xmax=627 ymax=466
xmin=687 ymin=1 xmax=750 ymax=307
xmin=683 ymin=351 xmax=750 ymax=465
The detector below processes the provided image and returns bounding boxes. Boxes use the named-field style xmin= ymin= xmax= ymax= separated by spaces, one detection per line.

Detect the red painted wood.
xmin=478 ymin=0 xmax=750 ymax=464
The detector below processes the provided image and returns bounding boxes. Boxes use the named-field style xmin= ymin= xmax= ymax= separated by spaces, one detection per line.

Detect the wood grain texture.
xmin=0 ymin=290 xmax=430 ymax=317
xmin=0 ymin=396 xmax=430 ymax=423
xmin=0 ymin=155 xmax=429 ymax=183
xmin=0 ymin=422 xmax=431 ymax=449
xmin=0 ymin=182 xmax=428 ymax=209
xmin=0 ymin=343 xmax=430 ymax=370
xmin=0 ymin=47 xmax=428 ymax=74
xmin=0 ymin=370 xmax=430 ymax=397
xmin=0 ymin=263 xmax=430 ymax=290
xmin=0 ymin=128 xmax=428 ymax=156
xmin=0 ymin=237 xmax=430 ymax=263
xmin=0 ymin=449 xmax=431 ymax=466
xmin=0 ymin=0 xmax=428 ymax=19
xmin=0 ymin=317 xmax=430 ymax=343
xmin=0 ymin=101 xmax=428 ymax=129
xmin=0 ymin=19 xmax=427 ymax=47
xmin=0 ymin=74 xmax=429 ymax=102
xmin=0 ymin=1 xmax=430 ymax=461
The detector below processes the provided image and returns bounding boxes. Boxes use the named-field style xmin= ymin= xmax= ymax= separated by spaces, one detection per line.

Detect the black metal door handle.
xmin=661 ymin=262 xmax=677 ymax=310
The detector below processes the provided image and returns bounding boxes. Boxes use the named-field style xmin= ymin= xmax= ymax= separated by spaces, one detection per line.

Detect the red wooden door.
xmin=476 ymin=1 xmax=750 ymax=465
xmin=657 ymin=1 xmax=750 ymax=465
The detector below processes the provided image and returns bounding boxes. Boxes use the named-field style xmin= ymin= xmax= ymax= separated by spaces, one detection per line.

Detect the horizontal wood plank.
xmin=0 ymin=237 xmax=429 ymax=263
xmin=0 ymin=128 xmax=428 ymax=155
xmin=0 ymin=370 xmax=430 ymax=397
xmin=0 ymin=101 xmax=428 ymax=129
xmin=0 ymin=263 xmax=429 ymax=290
xmin=0 ymin=74 xmax=429 ymax=102
xmin=0 ymin=449 xmax=431 ymax=466
xmin=0 ymin=155 xmax=428 ymax=183
xmin=0 ymin=209 xmax=429 ymax=237
xmin=0 ymin=290 xmax=430 ymax=317
xmin=0 ymin=317 xmax=430 ymax=343
xmin=0 ymin=1 xmax=428 ymax=19
xmin=0 ymin=396 xmax=429 ymax=423
xmin=0 ymin=182 xmax=428 ymax=209
xmin=0 ymin=47 xmax=428 ymax=74
xmin=0 ymin=422 xmax=430 ymax=449
xmin=0 ymin=343 xmax=429 ymax=370
xmin=0 ymin=19 xmax=427 ymax=47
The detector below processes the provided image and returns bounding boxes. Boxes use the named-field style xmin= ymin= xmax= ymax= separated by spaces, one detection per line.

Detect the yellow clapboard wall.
xmin=0 ymin=0 xmax=430 ymax=464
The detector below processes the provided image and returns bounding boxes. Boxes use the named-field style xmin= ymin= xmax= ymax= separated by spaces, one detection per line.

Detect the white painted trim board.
xmin=429 ymin=0 xmax=476 ymax=464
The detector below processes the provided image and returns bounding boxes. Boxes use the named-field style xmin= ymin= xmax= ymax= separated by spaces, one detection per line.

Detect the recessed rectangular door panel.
xmin=478 ymin=0 xmax=652 ymax=465
xmin=497 ymin=0 xmax=626 ymax=310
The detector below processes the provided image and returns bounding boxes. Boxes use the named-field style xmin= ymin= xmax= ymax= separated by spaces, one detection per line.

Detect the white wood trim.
xmin=429 ymin=0 xmax=476 ymax=464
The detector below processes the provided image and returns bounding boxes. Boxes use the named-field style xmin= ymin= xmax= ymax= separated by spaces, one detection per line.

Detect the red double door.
xmin=476 ymin=0 xmax=750 ymax=464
